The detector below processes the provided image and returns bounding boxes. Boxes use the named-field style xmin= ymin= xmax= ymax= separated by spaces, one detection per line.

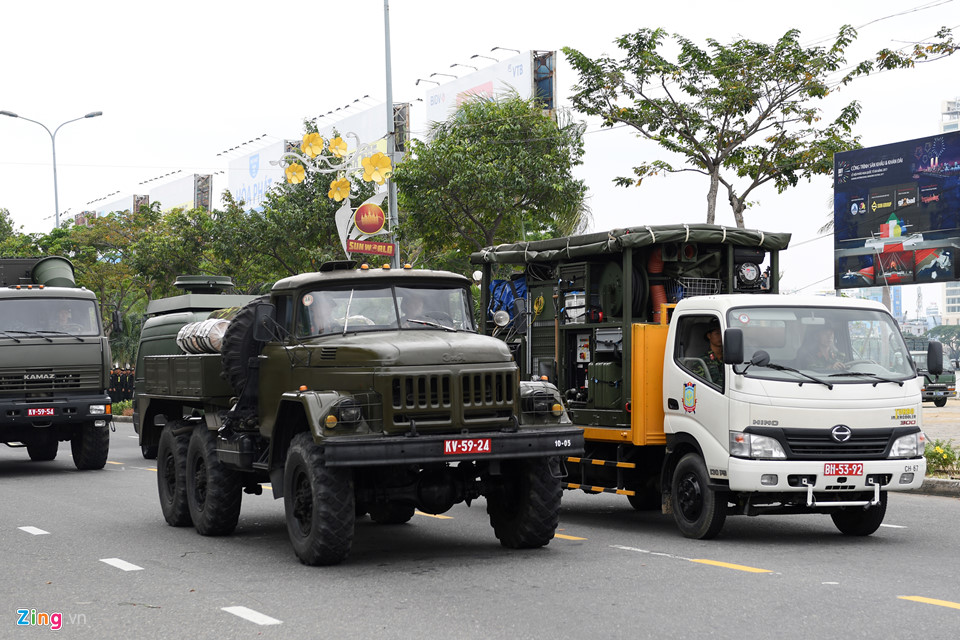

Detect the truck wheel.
xmin=283 ymin=432 xmax=355 ymax=566
xmin=71 ymin=423 xmax=110 ymax=470
xmin=369 ymin=502 xmax=416 ymax=524
xmin=934 ymin=398 xmax=948 ymax=408
xmin=157 ymin=425 xmax=191 ymax=527
xmin=486 ymin=457 xmax=561 ymax=549
xmin=186 ymin=425 xmax=242 ymax=536
xmin=220 ymin=296 xmax=267 ymax=396
xmin=830 ymin=492 xmax=887 ymax=536
xmin=27 ymin=436 xmax=58 ymax=461
xmin=671 ymin=453 xmax=727 ymax=539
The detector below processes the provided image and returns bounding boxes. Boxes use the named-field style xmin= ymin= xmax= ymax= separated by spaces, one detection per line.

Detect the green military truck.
xmin=136 ymin=263 xmax=582 ymax=565
xmin=0 ymin=257 xmax=112 ymax=469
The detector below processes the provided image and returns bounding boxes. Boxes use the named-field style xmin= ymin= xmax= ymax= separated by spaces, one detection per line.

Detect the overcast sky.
xmin=1 ymin=0 xmax=957 ymax=308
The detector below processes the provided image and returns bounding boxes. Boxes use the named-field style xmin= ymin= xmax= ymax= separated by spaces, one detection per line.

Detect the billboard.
xmin=149 ymin=174 xmax=212 ymax=212
xmin=834 ymin=131 xmax=960 ymax=289
xmin=423 ymin=51 xmax=556 ymax=125
xmin=227 ymin=140 xmax=296 ymax=211
xmin=95 ymin=194 xmax=149 ymax=217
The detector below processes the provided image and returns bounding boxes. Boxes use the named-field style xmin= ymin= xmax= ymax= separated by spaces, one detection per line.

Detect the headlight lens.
xmin=335 ymin=399 xmax=363 ymax=425
xmin=890 ymin=432 xmax=925 ymax=458
xmin=89 ymin=404 xmax=106 ymax=415
xmin=730 ymin=432 xmax=786 ymax=459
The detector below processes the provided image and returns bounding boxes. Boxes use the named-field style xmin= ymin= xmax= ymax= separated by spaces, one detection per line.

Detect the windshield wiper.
xmin=6 ymin=330 xmax=53 ymax=343
xmin=37 ymin=330 xmax=84 ymax=342
xmin=744 ymin=361 xmax=833 ymax=389
xmin=0 ymin=331 xmax=22 ymax=342
xmin=828 ymin=371 xmax=904 ymax=386
xmin=407 ymin=318 xmax=457 ymax=332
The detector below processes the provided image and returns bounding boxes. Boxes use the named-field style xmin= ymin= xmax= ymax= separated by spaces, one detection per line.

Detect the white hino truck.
xmin=472 ymin=224 xmax=936 ymax=538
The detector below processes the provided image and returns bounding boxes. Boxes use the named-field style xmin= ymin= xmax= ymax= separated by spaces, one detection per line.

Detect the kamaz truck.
xmin=135 ymin=263 xmax=582 ymax=565
xmin=0 ymin=257 xmax=112 ymax=469
xmin=472 ymin=225 xmax=934 ymax=539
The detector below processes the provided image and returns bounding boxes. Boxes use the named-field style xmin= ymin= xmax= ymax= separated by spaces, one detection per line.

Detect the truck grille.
xmin=387 ymin=368 xmax=516 ymax=431
xmin=781 ymin=428 xmax=893 ymax=459
xmin=0 ymin=366 xmax=101 ymax=393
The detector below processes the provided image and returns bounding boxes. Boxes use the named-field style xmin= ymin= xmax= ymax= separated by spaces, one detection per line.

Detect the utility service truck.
xmin=0 ymin=257 xmax=113 ymax=469
xmin=135 ymin=263 xmax=582 ymax=565
xmin=472 ymin=224 xmax=935 ymax=539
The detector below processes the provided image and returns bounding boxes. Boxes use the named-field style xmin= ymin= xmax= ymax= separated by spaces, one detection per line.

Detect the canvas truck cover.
xmin=469 ymin=224 xmax=791 ymax=265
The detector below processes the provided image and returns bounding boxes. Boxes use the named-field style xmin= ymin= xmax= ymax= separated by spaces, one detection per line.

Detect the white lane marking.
xmin=127 ymin=435 xmax=139 ymax=439
xmin=100 ymin=558 xmax=144 ymax=571
xmin=822 ymin=581 xmax=840 ymax=585
xmin=19 ymin=526 xmax=50 ymax=535
xmin=611 ymin=544 xmax=691 ymax=561
xmin=221 ymin=606 xmax=282 ymax=626
xmin=880 ymin=524 xmax=906 ymax=529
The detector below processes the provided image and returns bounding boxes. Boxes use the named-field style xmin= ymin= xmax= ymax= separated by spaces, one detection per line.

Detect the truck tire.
xmin=71 ymin=423 xmax=109 ymax=470
xmin=283 ymin=432 xmax=355 ymax=566
xmin=157 ymin=425 xmax=191 ymax=527
xmin=934 ymin=398 xmax=948 ymax=407
xmin=486 ymin=457 xmax=561 ymax=549
xmin=369 ymin=502 xmax=416 ymax=525
xmin=142 ymin=444 xmax=158 ymax=460
xmin=220 ymin=296 xmax=267 ymax=396
xmin=830 ymin=491 xmax=887 ymax=536
xmin=27 ymin=436 xmax=58 ymax=461
xmin=671 ymin=453 xmax=727 ymax=539
xmin=185 ymin=425 xmax=242 ymax=536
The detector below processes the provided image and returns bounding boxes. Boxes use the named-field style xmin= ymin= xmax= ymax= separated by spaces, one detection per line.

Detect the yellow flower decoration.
xmin=361 ymin=152 xmax=392 ymax=185
xmin=301 ymin=133 xmax=325 ymax=158
xmin=285 ymin=163 xmax=306 ymax=184
xmin=328 ymin=177 xmax=351 ymax=202
xmin=329 ymin=136 xmax=348 ymax=158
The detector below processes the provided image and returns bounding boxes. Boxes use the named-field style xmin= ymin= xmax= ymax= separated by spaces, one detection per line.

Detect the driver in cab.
xmin=799 ymin=327 xmax=844 ymax=371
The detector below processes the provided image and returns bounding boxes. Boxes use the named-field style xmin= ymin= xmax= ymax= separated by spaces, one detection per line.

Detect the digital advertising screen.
xmin=833 ymin=131 xmax=960 ymax=289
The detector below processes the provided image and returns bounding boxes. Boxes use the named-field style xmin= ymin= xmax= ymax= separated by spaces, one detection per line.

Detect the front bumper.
xmin=321 ymin=426 xmax=584 ymax=467
xmin=0 ymin=393 xmax=112 ymax=427
xmin=727 ymin=456 xmax=925 ymax=493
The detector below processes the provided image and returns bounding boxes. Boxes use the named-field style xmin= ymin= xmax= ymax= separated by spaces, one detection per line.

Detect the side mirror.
xmin=750 ymin=350 xmax=771 ymax=367
xmin=252 ymin=303 xmax=278 ymax=342
xmin=724 ymin=328 xmax=743 ymax=365
xmin=927 ymin=340 xmax=944 ymax=376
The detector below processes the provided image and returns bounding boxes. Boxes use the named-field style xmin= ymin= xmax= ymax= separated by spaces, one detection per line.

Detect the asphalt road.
xmin=2 ymin=423 xmax=959 ymax=639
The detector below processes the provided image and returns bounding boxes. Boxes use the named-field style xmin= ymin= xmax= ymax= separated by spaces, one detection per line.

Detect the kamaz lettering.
xmin=24 ymin=373 xmax=55 ymax=380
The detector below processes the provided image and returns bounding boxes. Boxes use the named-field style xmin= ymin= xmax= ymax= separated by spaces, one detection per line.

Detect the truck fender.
xmin=277 ymin=390 xmax=344 ymax=440
xmin=518 ymin=379 xmax=571 ymax=425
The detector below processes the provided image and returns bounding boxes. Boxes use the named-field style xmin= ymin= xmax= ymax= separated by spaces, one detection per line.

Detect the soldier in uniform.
xmin=691 ymin=317 xmax=725 ymax=386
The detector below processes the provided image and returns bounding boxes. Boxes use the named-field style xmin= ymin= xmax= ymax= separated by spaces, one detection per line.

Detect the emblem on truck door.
xmin=682 ymin=382 xmax=696 ymax=413
xmin=831 ymin=425 xmax=852 ymax=443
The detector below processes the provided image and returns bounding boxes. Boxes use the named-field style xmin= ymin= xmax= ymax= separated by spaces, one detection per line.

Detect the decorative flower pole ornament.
xmin=301 ymin=133 xmax=325 ymax=158
xmin=328 ymin=177 xmax=351 ymax=202
xmin=329 ymin=136 xmax=348 ymax=158
xmin=285 ymin=163 xmax=306 ymax=184
xmin=361 ymin=152 xmax=392 ymax=185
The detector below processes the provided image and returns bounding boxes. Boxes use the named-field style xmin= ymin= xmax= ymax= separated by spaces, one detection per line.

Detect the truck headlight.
xmin=335 ymin=398 xmax=363 ymax=425
xmin=890 ymin=432 xmax=925 ymax=458
xmin=730 ymin=432 xmax=786 ymax=459
xmin=89 ymin=404 xmax=107 ymax=415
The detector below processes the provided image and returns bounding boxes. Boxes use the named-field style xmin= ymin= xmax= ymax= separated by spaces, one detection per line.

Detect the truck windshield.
xmin=297 ymin=284 xmax=475 ymax=337
xmin=911 ymin=351 xmax=954 ymax=372
xmin=728 ymin=305 xmax=914 ymax=383
xmin=0 ymin=298 xmax=100 ymax=337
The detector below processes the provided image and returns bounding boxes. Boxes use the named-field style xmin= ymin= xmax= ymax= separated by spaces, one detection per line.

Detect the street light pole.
xmin=0 ymin=110 xmax=102 ymax=228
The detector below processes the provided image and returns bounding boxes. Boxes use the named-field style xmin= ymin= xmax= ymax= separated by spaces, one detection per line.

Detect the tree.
xmin=393 ymin=94 xmax=590 ymax=272
xmin=927 ymin=326 xmax=960 ymax=360
xmin=564 ymin=25 xmax=956 ymax=227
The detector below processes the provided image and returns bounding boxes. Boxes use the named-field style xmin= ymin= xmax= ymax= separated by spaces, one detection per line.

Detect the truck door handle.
xmin=667 ymin=398 xmax=679 ymax=410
